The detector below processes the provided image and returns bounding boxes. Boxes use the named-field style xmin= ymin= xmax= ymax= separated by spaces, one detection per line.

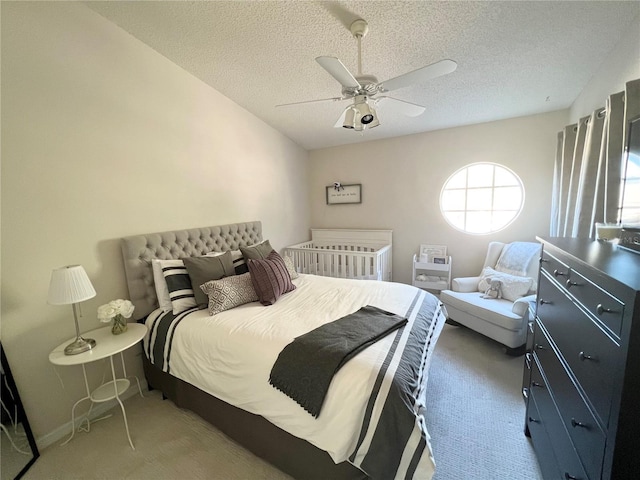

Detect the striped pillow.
xmin=161 ymin=260 xmax=197 ymax=314
xmin=231 ymin=250 xmax=249 ymax=275
xmin=207 ymin=250 xmax=248 ymax=275
xmin=247 ymin=250 xmax=296 ymax=306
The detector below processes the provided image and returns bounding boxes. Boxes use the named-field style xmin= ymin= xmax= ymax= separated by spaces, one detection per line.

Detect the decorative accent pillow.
xmin=152 ymin=259 xmax=172 ymax=312
xmin=478 ymin=267 xmax=533 ymax=302
xmin=200 ymin=273 xmax=258 ymax=315
xmin=160 ymin=259 xmax=197 ymax=314
xmin=240 ymin=240 xmax=273 ymax=261
xmin=230 ymin=250 xmax=249 ymax=275
xmin=495 ymin=242 xmax=541 ymax=290
xmin=183 ymin=252 xmax=235 ymax=308
xmin=248 ymin=250 xmax=296 ymax=306
xmin=283 ymin=254 xmax=299 ymax=280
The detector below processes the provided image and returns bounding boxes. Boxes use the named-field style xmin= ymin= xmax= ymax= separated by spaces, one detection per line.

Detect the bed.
xmin=283 ymin=228 xmax=392 ymax=281
xmin=121 ymin=221 xmax=446 ymax=480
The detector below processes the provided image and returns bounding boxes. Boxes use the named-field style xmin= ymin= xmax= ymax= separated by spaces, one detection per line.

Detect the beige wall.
xmin=309 ymin=110 xmax=569 ymax=284
xmin=1 ymin=2 xmax=309 ymax=442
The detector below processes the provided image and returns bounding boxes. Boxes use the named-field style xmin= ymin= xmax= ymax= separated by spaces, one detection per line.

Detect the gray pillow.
xmin=240 ymin=239 xmax=273 ymax=261
xmin=183 ymin=251 xmax=235 ymax=308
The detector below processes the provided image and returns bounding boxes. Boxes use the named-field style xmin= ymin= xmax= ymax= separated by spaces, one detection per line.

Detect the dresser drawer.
xmin=534 ymin=325 xmax=606 ymax=480
xmin=564 ymin=267 xmax=625 ymax=338
xmin=522 ymin=352 xmax=532 ymax=400
xmin=522 ymin=321 xmax=536 ymax=400
xmin=526 ymin=394 xmax=562 ymax=480
xmin=540 ymin=250 xmax=571 ymax=283
xmin=530 ymin=358 xmax=588 ymax=480
xmin=537 ymin=273 xmax=620 ymax=424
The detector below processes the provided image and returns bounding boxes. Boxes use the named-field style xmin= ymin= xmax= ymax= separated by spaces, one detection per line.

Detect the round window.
xmin=440 ymin=163 xmax=524 ymax=234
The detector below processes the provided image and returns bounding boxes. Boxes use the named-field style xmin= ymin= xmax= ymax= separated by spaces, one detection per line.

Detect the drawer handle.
xmin=579 ymin=351 xmax=599 ymax=362
xmin=571 ymin=418 xmax=588 ymax=429
xmin=539 ymin=299 xmax=551 ymax=305
xmin=596 ymin=304 xmax=618 ymax=315
xmin=532 ymin=381 xmax=544 ymax=389
xmin=565 ymin=279 xmax=581 ymax=288
xmin=528 ymin=416 xmax=540 ymax=424
xmin=564 ymin=474 xmax=580 ymax=480
xmin=553 ymin=269 xmax=568 ymax=277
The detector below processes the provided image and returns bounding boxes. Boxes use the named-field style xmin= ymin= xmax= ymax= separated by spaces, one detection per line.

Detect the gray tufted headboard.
xmin=121 ymin=221 xmax=262 ymax=320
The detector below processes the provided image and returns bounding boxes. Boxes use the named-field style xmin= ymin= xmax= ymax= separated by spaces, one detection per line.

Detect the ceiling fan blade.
xmin=375 ymin=97 xmax=426 ymax=117
xmin=316 ymin=56 xmax=361 ymax=89
xmin=320 ymin=2 xmax=362 ymax=31
xmin=378 ymin=59 xmax=457 ymax=93
xmin=276 ymin=96 xmax=346 ymax=107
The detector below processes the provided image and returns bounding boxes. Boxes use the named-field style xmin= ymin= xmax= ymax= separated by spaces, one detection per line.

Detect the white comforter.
xmin=145 ymin=274 xmax=443 ymax=479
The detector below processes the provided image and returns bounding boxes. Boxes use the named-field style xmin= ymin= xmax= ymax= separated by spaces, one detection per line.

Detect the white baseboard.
xmin=36 ymin=386 xmax=147 ymax=450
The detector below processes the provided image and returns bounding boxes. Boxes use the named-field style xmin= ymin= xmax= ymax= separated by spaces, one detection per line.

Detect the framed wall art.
xmin=326 ymin=183 xmax=362 ymax=205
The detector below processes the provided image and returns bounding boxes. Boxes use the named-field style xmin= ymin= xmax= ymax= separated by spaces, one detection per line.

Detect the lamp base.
xmin=64 ymin=336 xmax=96 ymax=355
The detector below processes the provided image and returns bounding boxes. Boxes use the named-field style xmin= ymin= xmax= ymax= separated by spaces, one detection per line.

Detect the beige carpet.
xmin=23 ymin=324 xmax=542 ymax=480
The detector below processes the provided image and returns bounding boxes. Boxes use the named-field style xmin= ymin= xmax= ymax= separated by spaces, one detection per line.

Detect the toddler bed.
xmin=121 ymin=221 xmax=445 ymax=480
xmin=283 ymin=228 xmax=392 ymax=281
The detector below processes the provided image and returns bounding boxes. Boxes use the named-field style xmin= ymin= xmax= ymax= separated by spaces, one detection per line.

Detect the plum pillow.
xmin=247 ymin=250 xmax=296 ymax=306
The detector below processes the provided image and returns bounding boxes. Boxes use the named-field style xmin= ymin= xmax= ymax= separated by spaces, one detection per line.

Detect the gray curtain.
xmin=550 ymin=78 xmax=640 ymax=237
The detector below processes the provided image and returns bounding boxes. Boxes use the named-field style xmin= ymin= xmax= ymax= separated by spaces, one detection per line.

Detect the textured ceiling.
xmin=86 ymin=1 xmax=640 ymax=151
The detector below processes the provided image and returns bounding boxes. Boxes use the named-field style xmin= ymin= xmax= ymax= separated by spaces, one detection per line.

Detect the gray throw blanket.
xmin=269 ymin=305 xmax=408 ymax=418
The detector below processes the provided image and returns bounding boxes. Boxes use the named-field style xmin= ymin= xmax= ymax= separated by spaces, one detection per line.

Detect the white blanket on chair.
xmin=495 ymin=242 xmax=540 ymax=277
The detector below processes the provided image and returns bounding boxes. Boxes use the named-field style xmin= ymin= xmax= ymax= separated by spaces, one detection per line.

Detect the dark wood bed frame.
xmin=121 ymin=221 xmax=366 ymax=479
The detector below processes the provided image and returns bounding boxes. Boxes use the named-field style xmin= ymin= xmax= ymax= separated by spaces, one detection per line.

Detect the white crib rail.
xmin=284 ymin=242 xmax=392 ymax=281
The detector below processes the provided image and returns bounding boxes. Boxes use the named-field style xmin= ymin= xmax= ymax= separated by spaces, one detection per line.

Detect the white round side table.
xmin=49 ymin=323 xmax=147 ymax=450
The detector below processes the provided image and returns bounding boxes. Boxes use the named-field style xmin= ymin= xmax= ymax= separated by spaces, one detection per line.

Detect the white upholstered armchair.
xmin=439 ymin=241 xmax=541 ymax=355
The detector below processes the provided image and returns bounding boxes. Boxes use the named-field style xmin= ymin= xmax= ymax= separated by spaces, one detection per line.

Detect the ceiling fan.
xmin=277 ymin=19 xmax=457 ymax=131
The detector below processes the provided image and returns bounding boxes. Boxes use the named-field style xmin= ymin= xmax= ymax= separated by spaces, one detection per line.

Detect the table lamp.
xmin=47 ymin=265 xmax=97 ymax=355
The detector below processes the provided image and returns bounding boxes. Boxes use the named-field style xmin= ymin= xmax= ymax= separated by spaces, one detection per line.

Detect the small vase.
xmin=111 ymin=315 xmax=128 ymax=335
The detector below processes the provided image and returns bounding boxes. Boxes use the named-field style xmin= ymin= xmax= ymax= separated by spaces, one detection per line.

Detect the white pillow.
xmin=478 ymin=267 xmax=532 ymax=302
xmin=152 ymin=259 xmax=173 ymax=312
xmin=283 ymin=254 xmax=299 ymax=280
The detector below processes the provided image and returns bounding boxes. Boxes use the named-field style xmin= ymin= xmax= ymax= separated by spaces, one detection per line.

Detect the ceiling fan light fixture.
xmin=364 ymin=106 xmax=380 ymax=129
xmin=353 ymin=96 xmax=379 ymax=129
xmin=342 ymin=106 xmax=357 ymax=129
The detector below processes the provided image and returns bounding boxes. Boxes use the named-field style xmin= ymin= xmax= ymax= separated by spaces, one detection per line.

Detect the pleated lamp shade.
xmin=48 ymin=265 xmax=96 ymax=305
